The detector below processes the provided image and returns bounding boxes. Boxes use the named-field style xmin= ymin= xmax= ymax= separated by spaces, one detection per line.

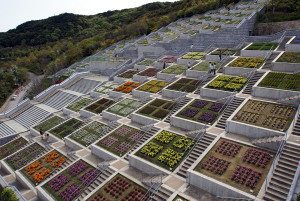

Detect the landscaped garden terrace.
xmin=194 ymin=138 xmax=274 ymax=195
xmin=166 ymin=78 xmax=201 ymax=93
xmin=277 ymin=52 xmax=300 ymax=63
xmin=233 ymin=99 xmax=296 ymax=131
xmin=43 ymin=160 xmax=100 ymax=201
xmin=181 ymin=52 xmax=205 ymax=60
xmin=49 ymin=118 xmax=84 ymax=139
xmin=136 ymin=130 xmax=194 ymax=171
xmin=230 ymin=57 xmax=264 ymax=68
xmin=162 ymin=65 xmax=187 ymax=75
xmin=258 ymin=72 xmax=300 ymax=91
xmin=137 ymin=98 xmax=175 ymax=120
xmin=136 ymin=80 xmax=168 ymax=93
xmin=191 ymin=61 xmax=213 ymax=72
xmin=87 ymin=174 xmax=148 ymax=201
xmin=106 ymin=98 xmax=143 ymax=117
xmin=70 ymin=121 xmax=111 ymax=147
xmin=210 ymin=48 xmax=236 ymax=56
xmin=85 ymin=98 xmax=115 ymax=114
xmin=66 ymin=98 xmax=93 ymax=112
xmin=96 ymin=125 xmax=146 ymax=157
xmin=207 ymin=75 xmax=247 ymax=92
xmin=114 ymin=82 xmax=140 ymax=94
xmin=0 ymin=137 xmax=28 ymax=160
xmin=176 ymin=99 xmax=224 ymax=124
xmin=245 ymin=42 xmax=278 ymax=50
xmin=5 ymin=142 xmax=46 ymax=170
xmin=137 ymin=68 xmax=159 ymax=77
xmin=34 ymin=116 xmax=64 ymax=132
xmin=137 ymin=59 xmax=154 ymax=66
xmin=117 ymin=70 xmax=139 ymax=79
xmin=94 ymin=82 xmax=119 ymax=94
xmin=21 ymin=150 xmax=67 ymax=185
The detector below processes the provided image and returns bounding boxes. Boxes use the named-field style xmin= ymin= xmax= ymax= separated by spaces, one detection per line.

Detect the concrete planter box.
xmin=30 ymin=127 xmax=41 ymax=137
xmin=156 ymin=72 xmax=177 ymax=81
xmin=177 ymin=58 xmax=198 ymax=66
xmin=113 ymin=76 xmax=128 ymax=84
xmin=240 ymin=43 xmax=275 ymax=58
xmin=15 ymin=171 xmax=36 ymax=192
xmin=285 ymin=37 xmax=300 ymax=52
xmin=132 ymin=89 xmax=152 ymax=99
xmin=272 ymin=52 xmax=300 ymax=73
xmin=0 ymin=160 xmax=15 ymax=175
xmin=186 ymin=69 xmax=208 ymax=79
xmin=161 ymin=88 xmax=187 ymax=99
xmin=64 ymin=137 xmax=84 ymax=150
xmin=201 ymin=87 xmax=235 ymax=100
xmin=108 ymin=90 xmax=125 ymax=99
xmin=205 ymin=54 xmax=228 ymax=62
xmin=131 ymin=113 xmax=159 ymax=125
xmin=90 ymin=91 xmax=104 ymax=99
xmin=90 ymin=144 xmax=117 ymax=161
xmin=132 ymin=74 xmax=150 ymax=83
xmin=37 ymin=186 xmax=55 ymax=201
xmin=134 ymin=64 xmax=150 ymax=71
xmin=62 ymin=107 xmax=77 ymax=116
xmin=224 ymin=66 xmax=256 ymax=76
xmin=170 ymin=115 xmax=208 ymax=131
xmin=101 ymin=110 xmax=122 ymax=121
xmin=79 ymin=109 xmax=96 ymax=118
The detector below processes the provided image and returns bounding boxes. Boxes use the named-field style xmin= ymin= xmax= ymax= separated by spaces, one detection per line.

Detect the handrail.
xmin=287 ymin=161 xmax=300 ymax=201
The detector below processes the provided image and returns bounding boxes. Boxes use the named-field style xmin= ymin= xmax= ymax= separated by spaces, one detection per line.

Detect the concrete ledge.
xmin=131 ymin=113 xmax=159 ymax=125
xmin=90 ymin=144 xmax=117 ymax=161
xmin=132 ymin=74 xmax=150 ymax=83
xmin=170 ymin=115 xmax=208 ymax=131
xmin=79 ymin=109 xmax=96 ymax=118
xmin=132 ymin=89 xmax=151 ymax=99
xmin=200 ymin=87 xmax=234 ymax=100
xmin=253 ymin=86 xmax=300 ymax=102
xmin=156 ymin=72 xmax=177 ymax=81
xmin=62 ymin=107 xmax=76 ymax=117
xmin=64 ymin=137 xmax=84 ymax=150
xmin=134 ymin=64 xmax=149 ymax=71
xmin=186 ymin=69 xmax=207 ymax=79
xmin=113 ymin=76 xmax=128 ymax=84
xmin=108 ymin=90 xmax=125 ymax=99
xmin=102 ymin=110 xmax=122 ymax=121
xmin=30 ymin=128 xmax=41 ymax=137
xmin=272 ymin=61 xmax=300 ymax=73
xmin=161 ymin=88 xmax=187 ymax=99
xmin=177 ymin=58 xmax=197 ymax=66
xmin=241 ymin=49 xmax=271 ymax=58
xmin=285 ymin=36 xmax=300 ymax=52
xmin=37 ymin=186 xmax=55 ymax=201
xmin=90 ymin=91 xmax=104 ymax=99
xmin=224 ymin=66 xmax=256 ymax=76
xmin=15 ymin=171 xmax=36 ymax=192
xmin=205 ymin=54 xmax=227 ymax=62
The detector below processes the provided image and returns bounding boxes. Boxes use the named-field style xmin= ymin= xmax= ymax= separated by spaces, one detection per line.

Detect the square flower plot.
xmin=49 ymin=118 xmax=84 ymax=139
xmin=232 ymin=99 xmax=296 ymax=131
xmin=66 ymin=98 xmax=93 ymax=112
xmin=85 ymin=98 xmax=115 ymax=114
xmin=114 ymin=82 xmax=140 ymax=94
xmin=94 ymin=82 xmax=119 ymax=94
xmin=166 ymin=78 xmax=201 ymax=93
xmin=136 ymin=130 xmax=194 ymax=171
xmin=106 ymin=98 xmax=143 ymax=117
xmin=137 ymin=68 xmax=159 ymax=77
xmin=117 ymin=70 xmax=139 ymax=79
xmin=137 ymin=80 xmax=168 ymax=93
xmin=210 ymin=48 xmax=236 ymax=56
xmin=181 ymin=52 xmax=205 ymax=60
xmin=21 ymin=150 xmax=67 ymax=185
xmin=70 ymin=121 xmax=111 ymax=147
xmin=0 ymin=137 xmax=28 ymax=160
xmin=230 ymin=57 xmax=264 ymax=69
xmin=87 ymin=174 xmax=148 ymax=201
xmin=207 ymin=75 xmax=247 ymax=92
xmin=176 ymin=99 xmax=224 ymax=124
xmin=277 ymin=52 xmax=300 ymax=63
xmin=96 ymin=125 xmax=146 ymax=157
xmin=34 ymin=116 xmax=64 ymax=132
xmin=43 ymin=160 xmax=100 ymax=201
xmin=137 ymin=98 xmax=176 ymax=120
xmin=162 ymin=65 xmax=187 ymax=75
xmin=191 ymin=61 xmax=211 ymax=72
xmin=137 ymin=59 xmax=154 ymax=66
xmin=194 ymin=138 xmax=274 ymax=195
xmin=245 ymin=42 xmax=278 ymax=51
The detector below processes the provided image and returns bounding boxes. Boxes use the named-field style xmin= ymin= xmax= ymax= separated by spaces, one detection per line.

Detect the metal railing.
xmin=287 ymin=161 xmax=300 ymax=201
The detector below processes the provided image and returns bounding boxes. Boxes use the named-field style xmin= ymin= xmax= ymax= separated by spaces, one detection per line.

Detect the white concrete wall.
xmin=170 ymin=116 xmax=207 ymax=131
xmin=91 ymin=144 xmax=117 ymax=161
xmin=161 ymin=89 xmax=187 ymax=99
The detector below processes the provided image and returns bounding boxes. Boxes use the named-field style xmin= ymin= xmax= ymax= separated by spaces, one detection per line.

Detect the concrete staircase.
xmin=217 ymin=57 xmax=235 ymax=73
xmin=66 ymin=78 xmax=100 ymax=94
xmin=263 ymin=143 xmax=300 ymax=201
xmin=215 ymin=97 xmax=245 ymax=129
xmin=176 ymin=133 xmax=216 ymax=178
xmin=0 ymin=123 xmax=16 ymax=138
xmin=151 ymin=186 xmax=173 ymax=201
xmin=262 ymin=52 xmax=280 ymax=70
xmin=291 ymin=112 xmax=300 ymax=136
xmin=242 ymin=71 xmax=265 ymax=94
xmin=194 ymin=76 xmax=216 ymax=95
xmin=277 ymin=37 xmax=292 ymax=51
xmin=164 ymin=97 xmax=192 ymax=123
xmin=14 ymin=106 xmax=50 ymax=128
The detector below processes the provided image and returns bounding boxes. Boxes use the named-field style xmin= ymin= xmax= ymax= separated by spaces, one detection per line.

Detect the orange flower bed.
xmin=114 ymin=82 xmax=140 ymax=94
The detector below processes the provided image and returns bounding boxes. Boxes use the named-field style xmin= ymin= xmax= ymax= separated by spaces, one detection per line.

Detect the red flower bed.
xmin=231 ymin=166 xmax=262 ymax=189
xmin=201 ymin=156 xmax=230 ymax=175
xmin=115 ymin=82 xmax=140 ymax=93
xmin=215 ymin=140 xmax=242 ymax=157
xmin=243 ymin=148 xmax=272 ymax=168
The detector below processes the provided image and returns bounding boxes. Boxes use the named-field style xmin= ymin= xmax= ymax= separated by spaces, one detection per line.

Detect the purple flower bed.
xmin=60 ymin=184 xmax=81 ymax=201
xmin=48 ymin=175 xmax=70 ymax=191
xmin=181 ymin=108 xmax=198 ymax=118
xmin=80 ymin=169 xmax=100 ymax=186
xmin=117 ymin=126 xmax=133 ymax=136
xmin=101 ymin=136 xmax=118 ymax=147
xmin=115 ymin=142 xmax=132 ymax=154
xmin=68 ymin=161 xmax=87 ymax=176
xmin=199 ymin=112 xmax=216 ymax=123
xmin=193 ymin=100 xmax=208 ymax=108
xmin=209 ymin=102 xmax=224 ymax=112
xmin=129 ymin=132 xmax=144 ymax=141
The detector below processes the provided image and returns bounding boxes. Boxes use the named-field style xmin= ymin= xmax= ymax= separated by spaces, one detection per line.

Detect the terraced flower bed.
xmin=258 ymin=72 xmax=300 ymax=91
xmin=137 ymin=68 xmax=159 ymax=77
xmin=70 ymin=121 xmax=110 ymax=147
xmin=137 ymin=80 xmax=168 ymax=93
xmin=194 ymin=138 xmax=274 ymax=195
xmin=210 ymin=48 xmax=236 ymax=56
xmin=114 ymin=82 xmax=140 ymax=94
xmin=166 ymin=78 xmax=200 ymax=92
xmin=85 ymin=98 xmax=115 ymax=114
xmin=118 ymin=70 xmax=139 ymax=79
xmin=94 ymin=82 xmax=119 ymax=94
xmin=66 ymin=98 xmax=93 ymax=112
xmin=136 ymin=130 xmax=194 ymax=171
xmin=49 ymin=118 xmax=84 ymax=139
xmin=21 ymin=150 xmax=67 ymax=185
xmin=137 ymin=59 xmax=154 ymax=66
xmin=162 ymin=65 xmax=187 ymax=75
xmin=245 ymin=42 xmax=278 ymax=50
xmin=191 ymin=61 xmax=210 ymax=71
xmin=277 ymin=52 xmax=300 ymax=63
xmin=43 ymin=160 xmax=99 ymax=201
xmin=87 ymin=174 xmax=148 ymax=201
xmin=5 ymin=142 xmax=46 ymax=170
xmin=233 ymin=99 xmax=296 ymax=131
xmin=106 ymin=98 xmax=142 ymax=117
xmin=181 ymin=52 xmax=205 ymax=60
xmin=230 ymin=57 xmax=264 ymax=68
xmin=207 ymin=75 xmax=247 ymax=92
xmin=34 ymin=116 xmax=64 ymax=132
xmin=96 ymin=125 xmax=146 ymax=157
xmin=137 ymin=98 xmax=175 ymax=120
xmin=176 ymin=99 xmax=224 ymax=124
xmin=0 ymin=137 xmax=28 ymax=160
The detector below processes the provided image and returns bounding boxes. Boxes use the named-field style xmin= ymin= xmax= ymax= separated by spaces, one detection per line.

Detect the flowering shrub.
xmin=231 ymin=166 xmax=262 ymax=189
xmin=160 ymin=55 xmax=177 ymax=63
xmin=155 ymin=131 xmax=176 ymax=143
xmin=207 ymin=75 xmax=247 ymax=92
xmin=137 ymin=59 xmax=154 ymax=66
xmin=0 ymin=137 xmax=28 ymax=160
xmin=201 ymin=156 xmax=230 ymax=175
xmin=137 ymin=80 xmax=168 ymax=93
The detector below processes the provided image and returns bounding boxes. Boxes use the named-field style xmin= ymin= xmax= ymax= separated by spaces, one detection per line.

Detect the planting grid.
xmin=66 ymin=98 xmax=93 ymax=112
xmin=245 ymin=42 xmax=278 ymax=50
xmin=210 ymin=48 xmax=236 ymax=56
xmin=85 ymin=98 xmax=115 ymax=114
xmin=117 ymin=70 xmax=139 ymax=79
xmin=94 ymin=82 xmax=119 ymax=94
xmin=166 ymin=78 xmax=201 ymax=93
xmin=230 ymin=57 xmax=265 ymax=68
xmin=162 ymin=65 xmax=187 ymax=75
xmin=49 ymin=118 xmax=84 ymax=139
xmin=207 ymin=75 xmax=248 ymax=92
xmin=191 ymin=61 xmax=211 ymax=71
xmin=136 ymin=80 xmax=168 ymax=93
xmin=34 ymin=116 xmax=65 ymax=132
xmin=0 ymin=137 xmax=28 ymax=160
xmin=137 ymin=67 xmax=159 ymax=77
xmin=106 ymin=98 xmax=143 ymax=117
xmin=114 ymin=82 xmax=140 ymax=94
xmin=258 ymin=72 xmax=300 ymax=91
xmin=181 ymin=52 xmax=205 ymax=60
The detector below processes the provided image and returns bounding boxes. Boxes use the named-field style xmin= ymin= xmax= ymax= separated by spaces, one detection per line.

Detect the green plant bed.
xmin=194 ymin=138 xmax=274 ymax=196
xmin=191 ymin=61 xmax=214 ymax=71
xmin=85 ymin=98 xmax=115 ymax=114
xmin=49 ymin=118 xmax=84 ymax=139
xmin=181 ymin=52 xmax=205 ymax=60
xmin=277 ymin=52 xmax=300 ymax=63
xmin=210 ymin=48 xmax=236 ymax=56
xmin=34 ymin=116 xmax=64 ymax=132
xmin=106 ymin=98 xmax=143 ymax=117
xmin=246 ymin=42 xmax=278 ymax=50
xmin=258 ymin=72 xmax=300 ymax=91
xmin=0 ymin=137 xmax=28 ymax=160
xmin=166 ymin=78 xmax=201 ymax=92
xmin=96 ymin=125 xmax=147 ymax=157
xmin=94 ymin=82 xmax=119 ymax=94
xmin=162 ymin=65 xmax=187 ymax=75
xmin=233 ymin=99 xmax=296 ymax=131
xmin=207 ymin=75 xmax=247 ymax=92
xmin=137 ymin=59 xmax=154 ymax=66
xmin=137 ymin=80 xmax=168 ymax=93
xmin=117 ymin=70 xmax=139 ymax=79
xmin=176 ymin=99 xmax=224 ymax=124
xmin=70 ymin=121 xmax=110 ymax=147
xmin=230 ymin=57 xmax=264 ymax=68
xmin=136 ymin=130 xmax=194 ymax=171
xmin=137 ymin=98 xmax=175 ymax=120
xmin=87 ymin=174 xmax=148 ymax=201
xmin=66 ymin=98 xmax=93 ymax=112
